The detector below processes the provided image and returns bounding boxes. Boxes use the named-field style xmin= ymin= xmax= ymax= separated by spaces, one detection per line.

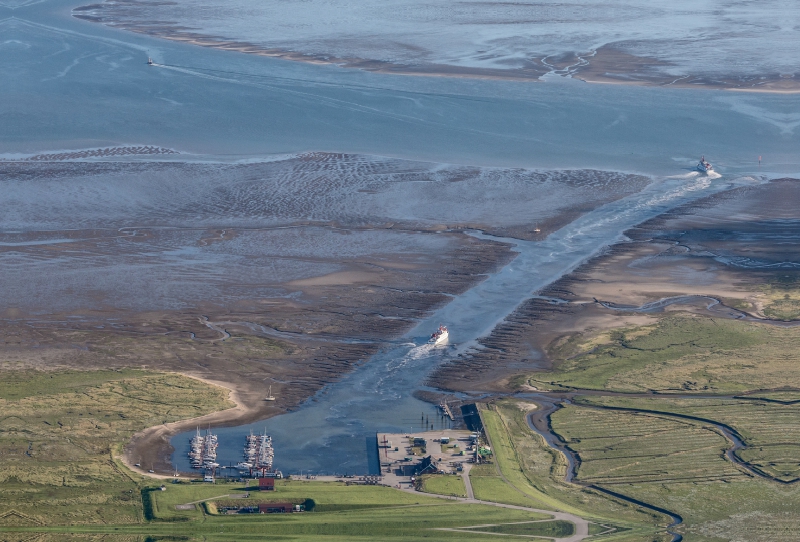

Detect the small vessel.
xmin=147 ymin=57 xmax=153 ymax=65
xmin=264 ymin=385 xmax=275 ymax=401
xmin=697 ymin=156 xmax=713 ymax=173
xmin=429 ymin=325 xmax=449 ymax=345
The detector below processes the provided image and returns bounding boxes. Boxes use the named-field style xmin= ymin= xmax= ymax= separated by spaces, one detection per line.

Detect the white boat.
xmin=147 ymin=57 xmax=153 ymax=65
xmin=429 ymin=325 xmax=449 ymax=345
xmin=697 ymin=156 xmax=713 ymax=173
xmin=264 ymin=385 xmax=276 ymax=401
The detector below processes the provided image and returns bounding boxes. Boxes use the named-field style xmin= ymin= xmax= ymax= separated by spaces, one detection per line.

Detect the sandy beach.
xmin=120 ymin=373 xmax=254 ymax=478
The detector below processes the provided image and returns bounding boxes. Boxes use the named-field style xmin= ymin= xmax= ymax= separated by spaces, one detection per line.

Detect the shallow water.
xmin=4 ymin=0 xmax=800 ymax=175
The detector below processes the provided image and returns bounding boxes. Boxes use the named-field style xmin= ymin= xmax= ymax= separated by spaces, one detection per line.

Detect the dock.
xmin=439 ymin=400 xmax=454 ymax=421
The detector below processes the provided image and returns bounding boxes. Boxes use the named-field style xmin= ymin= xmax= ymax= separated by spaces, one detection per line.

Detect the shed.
xmin=259 ymin=477 xmax=275 ymax=491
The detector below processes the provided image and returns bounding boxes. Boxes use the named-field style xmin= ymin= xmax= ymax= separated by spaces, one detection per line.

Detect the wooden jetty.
xmin=439 ymin=400 xmax=454 ymax=421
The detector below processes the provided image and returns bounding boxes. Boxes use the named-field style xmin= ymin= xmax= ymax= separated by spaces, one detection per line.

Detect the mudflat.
xmin=1 ymin=153 xmax=650 ymax=472
xmin=433 ymin=178 xmax=800 ymax=392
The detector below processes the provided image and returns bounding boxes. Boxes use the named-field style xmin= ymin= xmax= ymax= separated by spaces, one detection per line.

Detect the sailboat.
xmin=265 ymin=385 xmax=276 ymax=401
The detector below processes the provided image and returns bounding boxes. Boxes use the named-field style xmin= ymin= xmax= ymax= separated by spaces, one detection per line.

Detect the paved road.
xmin=397 ymin=484 xmax=591 ymax=542
xmin=461 ymin=463 xmax=475 ymax=499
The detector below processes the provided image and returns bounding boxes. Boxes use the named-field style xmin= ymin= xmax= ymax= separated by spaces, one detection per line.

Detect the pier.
xmin=439 ymin=400 xmax=454 ymax=421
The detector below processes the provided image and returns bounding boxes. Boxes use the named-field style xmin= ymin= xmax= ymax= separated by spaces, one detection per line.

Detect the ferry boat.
xmin=429 ymin=325 xmax=449 ymax=345
xmin=697 ymin=156 xmax=713 ymax=173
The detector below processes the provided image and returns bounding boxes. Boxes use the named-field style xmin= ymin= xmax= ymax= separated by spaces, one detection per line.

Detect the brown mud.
xmin=430 ymin=178 xmax=800 ymax=393
xmin=0 ymin=156 xmax=655 ymax=473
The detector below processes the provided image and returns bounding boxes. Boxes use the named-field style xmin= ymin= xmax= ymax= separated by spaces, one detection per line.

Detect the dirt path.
xmin=461 ymin=463 xmax=475 ymax=500
xmin=399 ymin=485 xmax=590 ymax=541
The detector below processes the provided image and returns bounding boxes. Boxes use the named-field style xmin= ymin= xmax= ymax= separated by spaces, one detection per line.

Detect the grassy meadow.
xmin=535 ymin=314 xmax=800 ymax=393
xmin=418 ymin=473 xmax=467 ymax=497
xmin=477 ymin=403 xmax=668 ymax=541
xmin=0 ymin=369 xmax=233 ymax=526
xmin=573 ymin=396 xmax=800 ymax=482
xmin=550 ymin=402 xmax=800 ymax=541
xmin=516 ymin=307 xmax=800 ymax=541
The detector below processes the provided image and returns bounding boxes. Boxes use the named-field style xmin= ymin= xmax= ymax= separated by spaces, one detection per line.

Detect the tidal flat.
xmin=1 ymin=155 xmax=652 ymax=474
xmin=76 ymin=0 xmax=800 ymax=91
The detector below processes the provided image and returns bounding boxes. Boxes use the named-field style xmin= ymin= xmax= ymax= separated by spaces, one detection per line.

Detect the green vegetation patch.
xmin=551 ymin=405 xmax=745 ymax=484
xmin=0 ymin=369 xmax=233 ymax=525
xmin=418 ymin=474 xmax=467 ymax=497
xmin=550 ymin=401 xmax=800 ymax=539
xmin=763 ymin=297 xmax=800 ymax=320
xmin=148 ymin=480 xmax=448 ymax=521
xmin=574 ymin=395 xmax=800 ymax=482
xmin=536 ymin=314 xmax=800 ymax=393
xmin=478 ymin=402 xmax=666 ymax=539
xmin=758 ymin=276 xmax=800 ymax=321
xmin=744 ymin=390 xmax=800 ymax=403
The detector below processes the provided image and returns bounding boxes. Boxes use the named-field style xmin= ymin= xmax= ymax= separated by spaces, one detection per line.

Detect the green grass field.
xmin=477 ymin=403 xmax=668 ymax=541
xmin=551 ymin=406 xmax=744 ymax=485
xmin=2 ymin=479 xmax=566 ymax=541
xmin=573 ymin=395 xmax=800 ymax=482
xmin=0 ymin=369 xmax=233 ymax=526
xmin=550 ymin=401 xmax=800 ymax=541
xmin=418 ymin=473 xmax=467 ymax=497
xmin=535 ymin=314 xmax=800 ymax=393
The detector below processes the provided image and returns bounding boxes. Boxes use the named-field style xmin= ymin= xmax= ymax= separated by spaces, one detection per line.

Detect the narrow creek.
xmin=170 ymin=173 xmax=760 ymax=476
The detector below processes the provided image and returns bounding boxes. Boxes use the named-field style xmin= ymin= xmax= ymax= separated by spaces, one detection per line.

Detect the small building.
xmin=258 ymin=502 xmax=294 ymax=514
xmin=259 ymin=477 xmax=275 ymax=491
xmin=415 ymin=455 xmax=438 ymax=476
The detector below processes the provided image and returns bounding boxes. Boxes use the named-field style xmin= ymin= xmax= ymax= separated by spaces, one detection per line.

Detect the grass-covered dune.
xmin=0 ymin=369 xmax=233 ymax=526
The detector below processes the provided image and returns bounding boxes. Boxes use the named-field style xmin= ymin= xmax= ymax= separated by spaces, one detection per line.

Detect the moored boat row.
xmin=188 ymin=428 xmax=218 ymax=469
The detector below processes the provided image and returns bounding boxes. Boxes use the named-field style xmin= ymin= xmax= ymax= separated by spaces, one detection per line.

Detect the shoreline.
xmin=72 ymin=11 xmax=800 ymax=94
xmin=121 ymin=372 xmax=265 ymax=479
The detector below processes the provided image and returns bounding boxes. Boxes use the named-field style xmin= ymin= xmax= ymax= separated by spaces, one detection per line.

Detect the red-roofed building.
xmin=258 ymin=477 xmax=275 ymax=490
